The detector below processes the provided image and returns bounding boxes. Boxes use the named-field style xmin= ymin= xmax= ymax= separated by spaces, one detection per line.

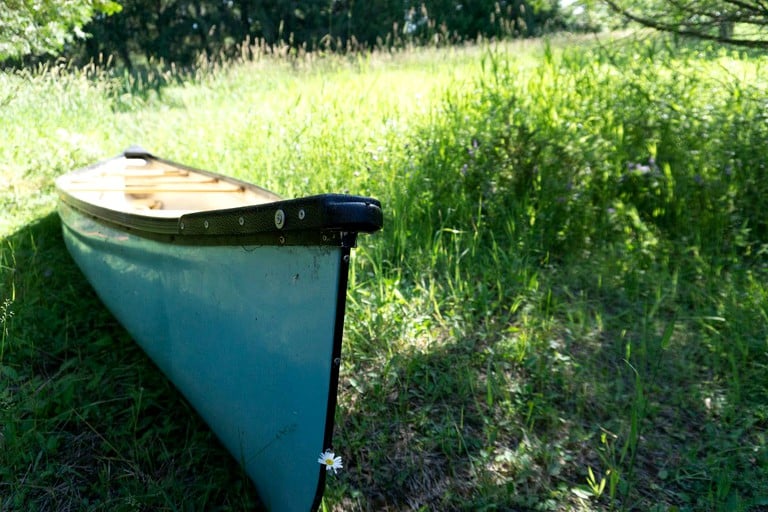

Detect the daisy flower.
xmin=318 ymin=449 xmax=343 ymax=474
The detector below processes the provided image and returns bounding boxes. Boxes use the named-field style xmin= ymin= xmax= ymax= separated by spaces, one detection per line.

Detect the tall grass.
xmin=336 ymin=36 xmax=768 ymax=510
xmin=2 ymin=35 xmax=767 ymax=510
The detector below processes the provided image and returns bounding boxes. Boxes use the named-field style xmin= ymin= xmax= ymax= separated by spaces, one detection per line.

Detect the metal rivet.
xmin=180 ymin=221 xmax=185 ymax=230
xmin=278 ymin=235 xmax=286 ymax=245
xmin=322 ymin=235 xmax=328 ymax=242
xmin=298 ymin=209 xmax=305 ymax=220
xmin=333 ymin=357 xmax=341 ymax=366
xmin=275 ymin=209 xmax=285 ymax=229
xmin=343 ymin=255 xmax=350 ymax=263
xmin=204 ymin=220 xmax=209 ymax=229
xmin=238 ymin=216 xmax=244 ymax=226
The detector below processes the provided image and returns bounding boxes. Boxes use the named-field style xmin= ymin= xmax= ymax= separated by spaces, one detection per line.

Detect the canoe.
xmin=55 ymin=147 xmax=383 ymax=511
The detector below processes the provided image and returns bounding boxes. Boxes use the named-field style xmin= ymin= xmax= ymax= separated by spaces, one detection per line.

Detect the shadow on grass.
xmin=0 ymin=213 xmax=262 ymax=511
xmin=332 ymin=253 xmax=768 ymax=511
xmin=333 ymin=325 xmax=575 ymax=509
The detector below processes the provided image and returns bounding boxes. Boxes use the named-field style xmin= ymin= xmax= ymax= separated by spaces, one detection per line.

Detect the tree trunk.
xmin=719 ymin=21 xmax=734 ymax=40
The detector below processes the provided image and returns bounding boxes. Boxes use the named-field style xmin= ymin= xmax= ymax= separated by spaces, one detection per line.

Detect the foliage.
xmin=0 ymin=0 xmax=121 ymax=61
xmin=1 ymin=36 xmax=768 ymax=510
xmin=69 ymin=0 xmax=562 ymax=67
xmin=599 ymin=0 xmax=768 ymax=48
xmin=559 ymin=0 xmax=621 ymax=32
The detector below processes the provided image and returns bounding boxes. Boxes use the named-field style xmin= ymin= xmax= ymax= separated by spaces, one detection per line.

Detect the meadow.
xmin=1 ymin=34 xmax=767 ymax=511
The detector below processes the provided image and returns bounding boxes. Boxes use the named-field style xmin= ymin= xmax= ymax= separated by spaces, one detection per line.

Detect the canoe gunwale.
xmin=56 ymin=149 xmax=383 ymax=247
xmin=58 ymin=193 xmax=377 ymax=248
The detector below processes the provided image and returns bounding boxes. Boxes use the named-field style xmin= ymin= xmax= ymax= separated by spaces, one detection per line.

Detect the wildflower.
xmin=318 ymin=450 xmax=343 ymax=474
xmin=0 ymin=298 xmax=12 ymax=324
xmin=468 ymin=138 xmax=480 ymax=156
xmin=634 ymin=164 xmax=651 ymax=174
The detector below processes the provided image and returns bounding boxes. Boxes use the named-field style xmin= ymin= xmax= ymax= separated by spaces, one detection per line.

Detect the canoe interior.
xmin=56 ymin=149 xmax=383 ymax=244
xmin=56 ymin=153 xmax=280 ymax=217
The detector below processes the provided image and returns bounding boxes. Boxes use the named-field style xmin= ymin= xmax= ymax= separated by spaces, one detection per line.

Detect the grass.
xmin=2 ymin=33 xmax=768 ymax=510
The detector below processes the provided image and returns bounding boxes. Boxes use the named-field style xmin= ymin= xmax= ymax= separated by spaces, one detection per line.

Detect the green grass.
xmin=2 ymin=34 xmax=768 ymax=510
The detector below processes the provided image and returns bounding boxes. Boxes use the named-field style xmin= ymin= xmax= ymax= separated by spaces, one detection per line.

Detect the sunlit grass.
xmin=2 ymin=34 xmax=767 ymax=510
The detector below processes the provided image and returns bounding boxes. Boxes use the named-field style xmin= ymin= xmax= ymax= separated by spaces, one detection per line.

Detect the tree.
xmin=70 ymin=0 xmax=563 ymax=67
xmin=0 ymin=0 xmax=121 ymax=61
xmin=81 ymin=0 xmax=264 ymax=68
xmin=598 ymin=0 xmax=768 ymax=48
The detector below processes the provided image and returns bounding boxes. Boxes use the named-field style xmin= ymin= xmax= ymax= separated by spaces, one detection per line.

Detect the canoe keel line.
xmin=55 ymin=148 xmax=383 ymax=511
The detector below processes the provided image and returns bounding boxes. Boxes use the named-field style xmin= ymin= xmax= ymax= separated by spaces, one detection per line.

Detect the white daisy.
xmin=318 ymin=449 xmax=343 ymax=474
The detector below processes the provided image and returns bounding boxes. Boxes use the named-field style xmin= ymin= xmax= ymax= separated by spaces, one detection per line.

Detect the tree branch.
xmin=601 ymin=0 xmax=768 ymax=48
